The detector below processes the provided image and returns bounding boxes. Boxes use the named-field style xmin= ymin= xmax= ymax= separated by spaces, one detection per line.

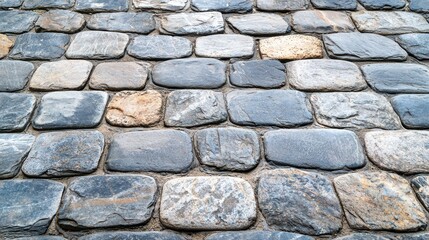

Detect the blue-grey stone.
xmin=32 ymin=91 xmax=108 ymax=130
xmin=0 ymin=180 xmax=64 ymax=238
xmin=128 ymin=35 xmax=192 ymax=60
xmin=0 ymin=93 xmax=35 ymax=132
xmin=311 ymin=0 xmax=356 ymax=10
xmin=0 ymin=0 xmax=23 ymax=8
xmin=0 ymin=11 xmax=39 ymax=33
xmin=392 ymin=94 xmax=429 ymax=129
xmin=79 ymin=232 xmax=186 ymax=240
xmin=396 ymin=33 xmax=429 ymax=60
xmin=410 ymin=0 xmax=429 ymax=13
xmin=395 ymin=233 xmax=429 ymax=240
xmin=411 ymin=174 xmax=429 ymax=211
xmin=10 ymin=33 xmax=69 ymax=60
xmin=206 ymin=231 xmax=314 ymax=240
xmin=358 ymin=0 xmax=406 ymax=9
xmin=35 ymin=10 xmax=85 ymax=33
xmin=191 ymin=0 xmax=253 ymax=13
xmin=87 ymin=12 xmax=155 ymax=33
xmin=230 ymin=60 xmax=285 ymax=88
xmin=361 ymin=63 xmax=429 ymax=93
xmin=0 ymin=134 xmax=34 ymax=179
xmin=334 ymin=233 xmax=391 ymax=240
xmin=152 ymin=58 xmax=226 ymax=89
xmin=256 ymin=0 xmax=309 ymax=10
xmin=227 ymin=90 xmax=313 ymax=127
xmin=0 ymin=60 xmax=34 ymax=92
xmin=58 ymin=175 xmax=157 ymax=229
xmin=75 ymin=0 xmax=128 ymax=12
xmin=14 ymin=237 xmax=66 ymax=240
xmin=227 ymin=13 xmax=290 ymax=36
xmin=22 ymin=0 xmax=74 ymax=9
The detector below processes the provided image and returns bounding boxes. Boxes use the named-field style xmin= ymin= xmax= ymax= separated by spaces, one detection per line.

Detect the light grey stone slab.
xmin=195 ymin=34 xmax=254 ymax=58
xmin=0 ymin=134 xmax=34 ymax=179
xmin=160 ymin=12 xmax=224 ymax=35
xmin=87 ymin=12 xmax=155 ymax=33
xmin=128 ymin=35 xmax=192 ymax=60
xmin=227 ymin=13 xmax=290 ymax=35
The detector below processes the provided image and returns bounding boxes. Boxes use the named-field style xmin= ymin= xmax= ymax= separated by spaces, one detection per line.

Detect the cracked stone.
xmin=256 ymin=0 xmax=309 ymax=11
xmin=79 ymin=232 xmax=186 ymax=240
xmin=396 ymin=33 xmax=429 ymax=60
xmin=0 ymin=34 xmax=13 ymax=59
xmin=75 ymin=0 xmax=128 ymax=12
xmin=128 ymin=35 xmax=192 ymax=60
xmin=0 ymin=10 xmax=39 ymax=33
xmin=35 ymin=10 xmax=85 ymax=33
xmin=10 ymin=33 xmax=69 ymax=60
xmin=230 ymin=60 xmax=285 ymax=88
xmin=160 ymin=12 xmax=224 ymax=35
xmin=0 ymin=134 xmax=34 ymax=179
xmin=311 ymin=0 xmax=357 ymax=10
xmin=132 ymin=0 xmax=189 ymax=11
xmin=227 ymin=13 xmax=290 ymax=35
xmin=191 ymin=0 xmax=253 ymax=13
xmin=259 ymin=35 xmax=323 ymax=60
xmin=292 ymin=10 xmax=355 ymax=33
xmin=87 ymin=12 xmax=155 ymax=34
xmin=392 ymin=94 xmax=429 ymax=128
xmin=206 ymin=231 xmax=314 ymax=240
xmin=196 ymin=34 xmax=254 ymax=58
xmin=22 ymin=0 xmax=74 ymax=9
xmin=0 ymin=60 xmax=34 ymax=92
xmin=358 ymin=0 xmax=406 ymax=9
xmin=0 ymin=93 xmax=35 ymax=132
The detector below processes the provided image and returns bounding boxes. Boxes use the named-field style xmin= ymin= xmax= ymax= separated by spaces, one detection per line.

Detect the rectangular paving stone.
xmin=392 ymin=94 xmax=429 ymax=128
xmin=227 ymin=13 xmax=290 ymax=36
xmin=230 ymin=60 xmax=286 ymax=88
xmin=256 ymin=0 xmax=309 ymax=10
xmin=35 ymin=10 xmax=85 ymax=33
xmin=87 ymin=12 xmax=155 ymax=34
xmin=191 ymin=0 xmax=253 ymax=13
xmin=74 ymin=0 xmax=128 ymax=12
xmin=10 ymin=33 xmax=70 ymax=60
xmin=160 ymin=12 xmax=224 ymax=35
xmin=89 ymin=62 xmax=149 ymax=90
xmin=396 ymin=33 xmax=429 ymax=60
xmin=358 ymin=0 xmax=406 ymax=9
xmin=127 ymin=35 xmax=192 ymax=60
xmin=0 ymin=0 xmax=23 ymax=8
xmin=335 ymin=234 xmax=391 ymax=240
xmin=206 ymin=231 xmax=314 ymax=240
xmin=195 ymin=34 xmax=254 ymax=58
xmin=0 ymin=10 xmax=39 ymax=33
xmin=410 ymin=0 xmax=429 ymax=13
xmin=260 ymin=35 xmax=323 ymax=60
xmin=79 ymin=232 xmax=186 ymax=240
xmin=22 ymin=0 xmax=74 ymax=9
xmin=292 ymin=10 xmax=355 ymax=33
xmin=133 ymin=0 xmax=189 ymax=11
xmin=0 ymin=93 xmax=35 ymax=132
xmin=0 ymin=60 xmax=34 ymax=92
xmin=0 ymin=134 xmax=34 ymax=179
xmin=311 ymin=0 xmax=357 ymax=10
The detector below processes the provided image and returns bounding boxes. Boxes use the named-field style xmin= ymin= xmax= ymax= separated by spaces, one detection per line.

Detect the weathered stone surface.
xmin=10 ymin=33 xmax=69 ymax=60
xmin=14 ymin=237 xmax=66 ymax=240
xmin=230 ymin=60 xmax=285 ymax=88
xmin=0 ymin=11 xmax=39 ymax=33
xmin=29 ymin=60 xmax=92 ymax=91
xmin=32 ymin=91 xmax=108 ymax=130
xmin=152 ymin=58 xmax=226 ymax=88
xmin=0 ymin=93 xmax=35 ymax=132
xmin=395 ymin=233 xmax=429 ymax=240
xmin=0 ymin=180 xmax=64 ymax=237
xmin=259 ymin=35 xmax=323 ymax=60
xmin=0 ymin=0 xmax=23 ymax=8
xmin=128 ymin=35 xmax=192 ymax=60
xmin=256 ymin=0 xmax=309 ymax=10
xmin=324 ymin=33 xmax=408 ymax=61
xmin=358 ymin=0 xmax=406 ymax=9
xmin=191 ymin=0 xmax=252 ymax=13
xmin=89 ymin=62 xmax=149 ymax=90
xmin=0 ymin=134 xmax=34 ymax=179
xmin=58 ymin=175 xmax=157 ymax=229
xmin=311 ymin=92 xmax=401 ymax=129
xmin=79 ymin=232 xmax=186 ymax=240
xmin=410 ymin=0 xmax=429 ymax=13
xmin=22 ymin=131 xmax=104 ymax=177
xmin=160 ymin=177 xmax=256 ymax=230
xmin=311 ymin=0 xmax=357 ymax=10
xmin=75 ymin=0 xmax=128 ymax=12
xmin=107 ymin=130 xmax=193 ymax=173
xmin=195 ymin=127 xmax=260 ymax=171
xmin=106 ymin=91 xmax=163 ymax=127
xmin=87 ymin=12 xmax=155 ymax=33
xmin=396 ymin=33 xmax=429 ymax=60
xmin=206 ymin=231 xmax=314 ymax=240
xmin=165 ymin=90 xmax=227 ymax=127
xmin=334 ymin=233 xmax=390 ymax=240
xmin=293 ymin=10 xmax=355 ymax=33
xmin=287 ymin=59 xmax=366 ymax=91
xmin=227 ymin=90 xmax=313 ymax=127
xmin=66 ymin=31 xmax=129 ymax=59
xmin=0 ymin=61 xmax=34 ymax=92
xmin=227 ymin=13 xmax=289 ymax=35
xmin=195 ymin=34 xmax=254 ymax=58
xmin=133 ymin=0 xmax=188 ymax=11
xmin=259 ymin=169 xmax=343 ymax=235
xmin=160 ymin=12 xmax=224 ymax=35
xmin=36 ymin=10 xmax=85 ymax=33
xmin=412 ymin=176 xmax=429 ymax=210
xmin=334 ymin=171 xmax=427 ymax=231
xmin=365 ymin=131 xmax=429 ymax=174
xmin=22 ymin=0 xmax=73 ymax=9
xmin=392 ymin=94 xmax=429 ymax=128
xmin=0 ymin=34 xmax=13 ymax=59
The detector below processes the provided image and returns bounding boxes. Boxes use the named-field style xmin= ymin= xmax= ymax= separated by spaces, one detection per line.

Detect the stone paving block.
xmin=191 ymin=0 xmax=252 ymax=13
xmin=58 ymin=175 xmax=157 ymax=229
xmin=395 ymin=233 xmax=429 ymax=240
xmin=32 ymin=91 xmax=108 ymax=130
xmin=164 ymin=90 xmax=227 ymax=127
xmin=160 ymin=176 xmax=256 ymax=230
xmin=334 ymin=233 xmax=391 ymax=240
xmin=396 ymin=33 xmax=429 ymax=60
xmin=10 ymin=33 xmax=69 ymax=60
xmin=324 ymin=33 xmax=408 ymax=61
xmin=89 ymin=62 xmax=150 ymax=90
xmin=66 ymin=31 xmax=129 ymax=59
xmin=230 ymin=60 xmax=285 ymax=88
xmin=160 ymin=12 xmax=224 ymax=35
xmin=0 ymin=134 xmax=34 ymax=179
xmin=358 ymin=0 xmax=406 ymax=9
xmin=35 ymin=10 xmax=85 ymax=33
xmin=87 ymin=12 xmax=155 ymax=34
xmin=79 ymin=232 xmax=186 ymax=240
xmin=0 ymin=93 xmax=35 ymax=132
xmin=194 ymin=127 xmax=260 ymax=171
xmin=206 ymin=231 xmax=314 ymax=240
xmin=258 ymin=169 xmax=343 ymax=235
xmin=128 ymin=35 xmax=192 ymax=60
xmin=106 ymin=130 xmax=193 ymax=173
xmin=106 ymin=91 xmax=163 ymax=127
xmin=0 ymin=180 xmax=64 ymax=238
xmin=22 ymin=131 xmax=104 ymax=177
xmin=292 ymin=10 xmax=355 ymax=33
xmin=256 ymin=0 xmax=309 ymax=11
xmin=264 ymin=129 xmax=365 ymax=170
xmin=0 ymin=34 xmax=13 ymax=59
xmin=152 ymin=58 xmax=226 ymax=89
xmin=0 ymin=10 xmax=39 ymax=33
xmin=227 ymin=90 xmax=313 ymax=127
xmin=334 ymin=171 xmax=427 ymax=231
xmin=29 ymin=60 xmax=92 ymax=91
xmin=22 ymin=0 xmax=74 ymax=9
xmin=311 ymin=92 xmax=401 ymax=129
xmin=410 ymin=0 xmax=429 ymax=13
xmin=0 ymin=60 xmax=34 ymax=92
xmin=311 ymin=0 xmax=357 ymax=10
xmin=287 ymin=59 xmax=366 ymax=91
xmin=391 ymin=94 xmax=429 ymax=128
xmin=75 ymin=0 xmax=128 ymax=12
xmin=227 ymin=13 xmax=290 ymax=35
xmin=0 ymin=0 xmax=23 ymax=8
xmin=412 ymin=175 xmax=429 ymax=210
xmin=259 ymin=35 xmax=322 ymax=60
xmin=195 ymin=34 xmax=254 ymax=58
xmin=133 ymin=0 xmax=188 ymax=10
xmin=14 ymin=237 xmax=66 ymax=240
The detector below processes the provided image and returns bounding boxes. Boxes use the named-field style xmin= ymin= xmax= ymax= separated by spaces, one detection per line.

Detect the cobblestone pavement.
xmin=1 ymin=0 xmax=429 ymax=239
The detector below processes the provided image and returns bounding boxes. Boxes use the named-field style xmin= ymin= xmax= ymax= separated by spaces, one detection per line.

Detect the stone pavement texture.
xmin=1 ymin=0 xmax=429 ymax=239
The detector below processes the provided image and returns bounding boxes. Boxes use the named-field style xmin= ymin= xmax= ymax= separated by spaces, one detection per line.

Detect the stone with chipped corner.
xmin=128 ymin=35 xmax=192 ymax=60
xmin=10 ymin=33 xmax=69 ymax=60
xmin=160 ymin=12 xmax=224 ymax=35
xmin=292 ymin=10 xmax=355 ymax=33
xmin=87 ymin=12 xmax=155 ymax=33
xmin=196 ymin=34 xmax=254 ymax=58
xmin=227 ymin=13 xmax=290 ymax=35
xmin=0 ymin=93 xmax=35 ymax=132
xmin=0 ymin=134 xmax=34 ymax=179
xmin=36 ymin=10 xmax=85 ymax=33
xmin=259 ymin=35 xmax=323 ymax=60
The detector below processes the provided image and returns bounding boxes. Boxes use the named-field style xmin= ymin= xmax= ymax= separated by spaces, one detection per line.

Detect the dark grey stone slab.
xmin=152 ymin=58 xmax=226 ymax=89
xmin=311 ymin=0 xmax=357 ymax=10
xmin=75 ymin=0 xmax=128 ymax=12
xmin=227 ymin=13 xmax=290 ymax=35
xmin=230 ymin=60 xmax=285 ymax=88
xmin=256 ymin=0 xmax=309 ymax=10
xmin=22 ymin=0 xmax=74 ymax=9
xmin=410 ymin=0 xmax=429 ymax=13
xmin=0 ymin=0 xmax=23 ymax=8
xmin=58 ymin=175 xmax=157 ymax=229
xmin=87 ymin=12 xmax=155 ymax=33
xmin=358 ymin=0 xmax=406 ymax=9
xmin=0 ymin=60 xmax=34 ymax=92
xmin=107 ymin=130 xmax=193 ymax=173
xmin=206 ymin=231 xmax=314 ymax=240
xmin=79 ymin=232 xmax=186 ymax=240
xmin=0 ymin=134 xmax=34 ymax=179
xmin=227 ymin=90 xmax=313 ymax=127
xmin=128 ymin=35 xmax=192 ymax=60
xmin=334 ymin=233 xmax=390 ymax=240
xmin=0 ymin=93 xmax=35 ymax=132
xmin=160 ymin=12 xmax=224 ymax=35
xmin=191 ymin=0 xmax=252 ymax=13
xmin=392 ymin=94 xmax=429 ymax=128
xmin=10 ymin=33 xmax=69 ymax=60
xmin=0 ymin=180 xmax=64 ymax=238
xmin=0 ymin=11 xmax=39 ymax=33
xmin=35 ymin=10 xmax=85 ymax=33
xmin=396 ymin=33 xmax=429 ymax=60
xmin=32 ymin=91 xmax=108 ymax=130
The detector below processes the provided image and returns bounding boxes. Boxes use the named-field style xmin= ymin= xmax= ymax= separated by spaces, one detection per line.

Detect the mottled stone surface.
xmin=32 ymin=91 xmax=108 ymax=130
xmin=196 ymin=34 xmax=254 ymax=58
xmin=160 ymin=177 xmax=256 ymax=230
xmin=36 ymin=10 xmax=85 ymax=33
xmin=0 ymin=134 xmax=34 ymax=179
xmin=227 ymin=13 xmax=290 ymax=35
xmin=0 ymin=60 xmax=34 ymax=92
xmin=107 ymin=130 xmax=193 ymax=173
xmin=0 ymin=11 xmax=39 ymax=33
xmin=410 ymin=0 xmax=429 ymax=12
xmin=14 ymin=237 xmax=66 ymax=240
xmin=106 ymin=91 xmax=163 ymax=127
xmin=75 ymin=0 xmax=128 ymax=12
xmin=58 ymin=175 xmax=157 ymax=229
xmin=152 ymin=58 xmax=226 ymax=88
xmin=260 ymin=35 xmax=323 ymax=60
xmin=22 ymin=131 xmax=104 ymax=177
xmin=311 ymin=0 xmax=357 ymax=10
xmin=256 ymin=0 xmax=309 ymax=11
xmin=334 ymin=233 xmax=391 ymax=240
xmin=258 ymin=169 xmax=343 ymax=235
xmin=160 ymin=12 xmax=224 ymax=35
xmin=22 ymin=0 xmax=73 ymax=9
xmin=191 ymin=0 xmax=252 ymax=13
xmin=287 ymin=59 xmax=366 ymax=91
xmin=292 ymin=10 xmax=355 ymax=33
xmin=230 ymin=60 xmax=285 ymax=88
xmin=0 ymin=34 xmax=13 ymax=58
xmin=227 ymin=90 xmax=313 ymax=127
xmin=324 ymin=33 xmax=408 ymax=60
xmin=165 ymin=90 xmax=227 ymax=127
xmin=392 ymin=94 xmax=429 ymax=128
xmin=133 ymin=0 xmax=189 ymax=11
xmin=395 ymin=233 xmax=429 ymax=240
xmin=10 ymin=33 xmax=69 ymax=60
xmin=206 ymin=231 xmax=314 ymax=240
xmin=358 ymin=0 xmax=406 ymax=9
xmin=79 ymin=232 xmax=186 ymax=240
xmin=88 ymin=12 xmax=155 ymax=33
xmin=29 ymin=60 xmax=92 ymax=91
xmin=0 ymin=180 xmax=64 ymax=237
xmin=311 ymin=92 xmax=401 ymax=129
xmin=0 ymin=93 xmax=35 ymax=132
xmin=0 ymin=0 xmax=23 ymax=8
xmin=412 ymin=176 xmax=429 ymax=210
xmin=334 ymin=171 xmax=427 ymax=231
xmin=128 ymin=35 xmax=192 ymax=60
xmin=396 ymin=33 xmax=429 ymax=60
